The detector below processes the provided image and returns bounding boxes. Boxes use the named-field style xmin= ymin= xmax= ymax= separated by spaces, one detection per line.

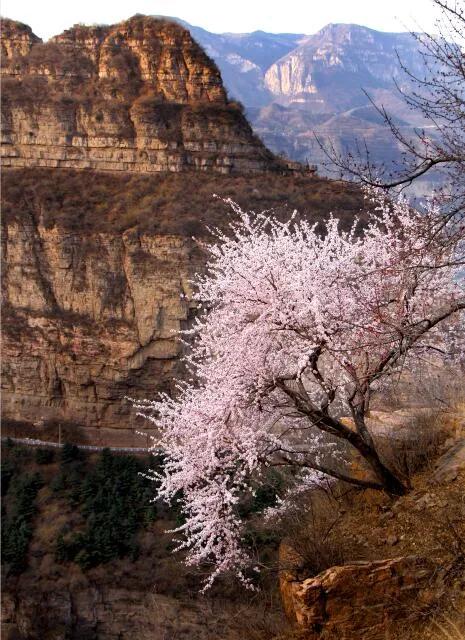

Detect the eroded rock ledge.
xmin=1 ymin=15 xmax=276 ymax=174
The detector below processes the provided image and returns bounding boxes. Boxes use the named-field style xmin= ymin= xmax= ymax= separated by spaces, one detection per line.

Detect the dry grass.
xmin=429 ymin=617 xmax=465 ymax=640
xmin=274 ymin=486 xmax=347 ymax=578
xmin=376 ymin=409 xmax=447 ymax=483
xmin=396 ymin=612 xmax=465 ymax=640
xmin=2 ymin=168 xmax=364 ymax=236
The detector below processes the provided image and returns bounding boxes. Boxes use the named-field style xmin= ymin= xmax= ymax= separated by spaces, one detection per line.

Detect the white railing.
xmin=1 ymin=436 xmax=161 ymax=455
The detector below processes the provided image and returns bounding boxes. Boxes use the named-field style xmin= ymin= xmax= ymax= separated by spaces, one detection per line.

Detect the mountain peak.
xmin=1 ymin=17 xmax=42 ymax=59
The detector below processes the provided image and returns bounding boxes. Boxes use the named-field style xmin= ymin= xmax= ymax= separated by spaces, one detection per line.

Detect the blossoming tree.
xmin=134 ymin=192 xmax=464 ymax=585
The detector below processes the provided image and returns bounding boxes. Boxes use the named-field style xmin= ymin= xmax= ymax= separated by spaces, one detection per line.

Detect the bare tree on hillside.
xmin=318 ymin=0 xmax=465 ymax=214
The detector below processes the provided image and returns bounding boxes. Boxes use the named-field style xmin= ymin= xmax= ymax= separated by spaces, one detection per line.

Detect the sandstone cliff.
xmin=2 ymin=214 xmax=198 ymax=445
xmin=1 ymin=16 xmax=364 ymax=444
xmin=1 ymin=16 xmax=275 ymax=174
xmin=1 ymin=169 xmax=362 ymax=443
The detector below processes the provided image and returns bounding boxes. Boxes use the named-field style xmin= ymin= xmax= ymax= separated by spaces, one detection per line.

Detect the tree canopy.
xmin=135 ymin=192 xmax=464 ymax=587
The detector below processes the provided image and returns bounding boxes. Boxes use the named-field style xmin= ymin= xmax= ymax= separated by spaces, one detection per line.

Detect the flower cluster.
xmin=133 ymin=191 xmax=464 ymax=586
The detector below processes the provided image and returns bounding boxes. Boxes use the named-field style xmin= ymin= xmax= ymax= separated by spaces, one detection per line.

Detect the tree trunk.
xmin=360 ymin=447 xmax=408 ymax=496
xmin=315 ymin=413 xmax=409 ymax=496
xmin=349 ymin=409 xmax=408 ymax=496
xmin=278 ymin=381 xmax=409 ymax=496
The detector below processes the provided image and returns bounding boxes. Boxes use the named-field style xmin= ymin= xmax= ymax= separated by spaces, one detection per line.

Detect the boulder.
xmin=280 ymin=555 xmax=442 ymax=639
xmin=431 ymin=439 xmax=465 ymax=484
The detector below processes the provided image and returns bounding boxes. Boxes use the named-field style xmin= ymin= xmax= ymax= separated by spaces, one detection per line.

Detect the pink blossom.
xmin=133 ymin=190 xmax=464 ymax=587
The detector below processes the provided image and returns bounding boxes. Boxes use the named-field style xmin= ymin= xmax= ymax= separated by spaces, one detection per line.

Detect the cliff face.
xmin=1 ymin=19 xmax=41 ymax=59
xmin=2 ymin=186 xmax=200 ymax=444
xmin=1 ymin=16 xmax=275 ymax=174
xmin=1 ymin=15 xmax=363 ymax=444
xmin=1 ymin=169 xmax=362 ymax=443
xmin=2 ymin=228 xmax=196 ymax=444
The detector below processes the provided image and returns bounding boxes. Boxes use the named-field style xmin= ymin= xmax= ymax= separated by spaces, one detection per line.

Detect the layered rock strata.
xmin=1 ymin=16 xmax=275 ymax=174
xmin=1 ymin=15 xmax=363 ymax=444
xmin=2 ymin=169 xmax=362 ymax=443
xmin=2 ymin=210 xmax=199 ymax=445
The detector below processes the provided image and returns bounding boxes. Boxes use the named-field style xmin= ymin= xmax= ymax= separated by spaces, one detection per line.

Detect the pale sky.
xmin=2 ymin=0 xmax=440 ymax=40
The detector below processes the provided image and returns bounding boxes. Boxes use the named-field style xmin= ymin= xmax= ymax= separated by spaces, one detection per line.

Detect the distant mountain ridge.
xmin=264 ymin=23 xmax=426 ymax=110
xmin=167 ymin=19 xmax=435 ymax=177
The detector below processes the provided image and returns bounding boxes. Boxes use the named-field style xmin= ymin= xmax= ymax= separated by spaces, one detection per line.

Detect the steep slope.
xmin=1 ymin=444 xmax=288 ymax=639
xmin=1 ymin=169 xmax=363 ymax=444
xmin=177 ymin=22 xmax=307 ymax=107
xmin=1 ymin=16 xmax=276 ymax=174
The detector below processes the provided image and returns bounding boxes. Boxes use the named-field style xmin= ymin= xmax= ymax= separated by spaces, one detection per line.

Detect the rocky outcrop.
xmin=280 ymin=554 xmax=442 ymax=639
xmin=431 ymin=438 xmax=465 ymax=483
xmin=1 ymin=586 xmax=245 ymax=640
xmin=1 ymin=19 xmax=41 ymax=59
xmin=1 ymin=16 xmax=276 ymax=174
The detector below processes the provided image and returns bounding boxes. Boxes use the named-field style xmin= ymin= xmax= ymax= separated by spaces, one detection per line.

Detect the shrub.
xmin=52 ymin=446 xmax=86 ymax=499
xmin=35 ymin=448 xmax=55 ymax=465
xmin=1 ymin=459 xmax=18 ymax=496
xmin=1 ymin=472 xmax=43 ymax=574
xmin=377 ymin=410 xmax=446 ymax=481
xmin=61 ymin=442 xmax=83 ymax=464
xmin=275 ymin=489 xmax=346 ymax=578
xmin=55 ymin=450 xmax=158 ymax=568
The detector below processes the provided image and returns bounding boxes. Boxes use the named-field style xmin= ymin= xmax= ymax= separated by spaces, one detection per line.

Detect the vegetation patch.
xmin=55 ymin=447 xmax=158 ymax=569
xmin=1 ymin=443 xmax=43 ymax=575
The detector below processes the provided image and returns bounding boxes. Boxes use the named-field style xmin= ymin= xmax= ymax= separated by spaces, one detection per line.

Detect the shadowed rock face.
xmin=1 ymin=15 xmax=276 ymax=174
xmin=2 ymin=219 xmax=200 ymax=445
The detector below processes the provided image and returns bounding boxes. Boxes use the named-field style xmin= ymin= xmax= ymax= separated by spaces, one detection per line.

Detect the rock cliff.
xmin=1 ymin=16 xmax=275 ymax=174
xmin=1 ymin=169 xmax=362 ymax=443
xmin=2 ymin=213 xmax=199 ymax=445
xmin=1 ymin=16 xmax=364 ymax=444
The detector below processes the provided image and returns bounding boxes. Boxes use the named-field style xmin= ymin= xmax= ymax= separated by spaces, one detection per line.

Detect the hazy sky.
xmin=2 ymin=0 xmax=440 ymax=40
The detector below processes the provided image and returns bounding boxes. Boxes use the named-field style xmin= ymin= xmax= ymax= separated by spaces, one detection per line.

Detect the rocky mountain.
xmin=3 ymin=16 xmax=364 ymax=445
xmin=1 ymin=16 xmax=276 ymax=174
xmin=1 ymin=16 xmax=437 ymax=174
xmin=176 ymin=22 xmax=307 ymax=107
xmin=1 ymin=14 xmax=438 ymax=444
xmin=181 ymin=22 xmax=435 ymax=173
xmin=263 ymin=24 xmax=426 ymax=110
